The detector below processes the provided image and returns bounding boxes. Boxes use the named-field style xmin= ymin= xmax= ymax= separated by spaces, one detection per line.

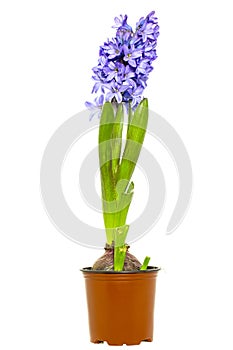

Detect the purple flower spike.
xmin=86 ymin=11 xmax=159 ymax=114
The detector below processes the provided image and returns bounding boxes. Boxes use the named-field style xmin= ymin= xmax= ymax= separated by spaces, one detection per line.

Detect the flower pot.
xmin=81 ymin=266 xmax=160 ymax=346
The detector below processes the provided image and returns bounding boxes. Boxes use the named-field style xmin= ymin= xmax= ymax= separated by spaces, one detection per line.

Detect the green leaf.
xmin=98 ymin=102 xmax=116 ymax=243
xmin=140 ymin=256 xmax=151 ymax=270
xmin=117 ymin=98 xmax=148 ymax=193
xmin=111 ymin=103 xmax=124 ymax=176
xmin=114 ymin=181 xmax=134 ymax=227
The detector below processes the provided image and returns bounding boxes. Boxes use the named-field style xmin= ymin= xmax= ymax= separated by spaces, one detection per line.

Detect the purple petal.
xmin=128 ymin=59 xmax=137 ymax=67
xmin=106 ymin=71 xmax=117 ymax=81
xmin=98 ymin=95 xmax=104 ymax=105
xmin=115 ymin=91 xmax=122 ymax=103
xmin=85 ymin=101 xmax=94 ymax=109
xmin=108 ymin=61 xmax=116 ymax=69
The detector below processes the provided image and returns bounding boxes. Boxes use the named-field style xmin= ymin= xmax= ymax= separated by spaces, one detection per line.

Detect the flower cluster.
xmin=86 ymin=11 xmax=159 ymax=115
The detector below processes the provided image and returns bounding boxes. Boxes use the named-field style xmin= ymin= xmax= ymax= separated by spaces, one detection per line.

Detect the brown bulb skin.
xmin=93 ymin=244 xmax=141 ymax=271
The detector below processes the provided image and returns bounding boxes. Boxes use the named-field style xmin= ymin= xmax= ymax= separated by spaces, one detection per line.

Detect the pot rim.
xmin=80 ymin=266 xmax=161 ymax=274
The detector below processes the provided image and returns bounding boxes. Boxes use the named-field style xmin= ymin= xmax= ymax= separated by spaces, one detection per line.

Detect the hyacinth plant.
xmin=86 ymin=11 xmax=159 ymax=271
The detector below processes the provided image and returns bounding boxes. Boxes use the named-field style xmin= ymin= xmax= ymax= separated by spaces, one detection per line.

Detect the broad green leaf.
xmin=99 ymin=102 xmax=115 ymax=202
xmin=99 ymin=102 xmax=116 ymax=243
xmin=114 ymin=181 xmax=134 ymax=227
xmin=117 ymin=98 xmax=148 ymax=192
xmin=111 ymin=103 xmax=123 ymax=176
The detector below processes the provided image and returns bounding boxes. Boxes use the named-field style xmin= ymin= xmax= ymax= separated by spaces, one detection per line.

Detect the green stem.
xmin=113 ymin=225 xmax=129 ymax=271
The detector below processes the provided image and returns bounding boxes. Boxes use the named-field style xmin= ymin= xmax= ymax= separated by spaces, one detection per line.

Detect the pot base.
xmin=92 ymin=337 xmax=153 ymax=346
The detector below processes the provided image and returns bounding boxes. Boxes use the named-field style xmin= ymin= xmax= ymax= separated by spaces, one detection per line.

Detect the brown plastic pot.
xmin=81 ymin=266 xmax=160 ymax=346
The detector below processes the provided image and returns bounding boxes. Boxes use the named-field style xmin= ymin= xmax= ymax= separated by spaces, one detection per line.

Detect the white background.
xmin=1 ymin=0 xmax=233 ymax=349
